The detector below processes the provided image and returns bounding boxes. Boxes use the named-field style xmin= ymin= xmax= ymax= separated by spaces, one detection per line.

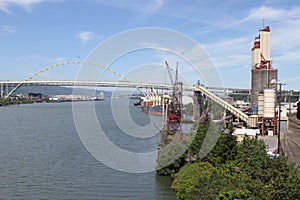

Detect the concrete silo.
xmin=251 ymin=26 xmax=278 ymax=107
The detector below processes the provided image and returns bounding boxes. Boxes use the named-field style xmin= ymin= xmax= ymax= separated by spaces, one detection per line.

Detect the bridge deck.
xmin=1 ymin=80 xmax=249 ymax=124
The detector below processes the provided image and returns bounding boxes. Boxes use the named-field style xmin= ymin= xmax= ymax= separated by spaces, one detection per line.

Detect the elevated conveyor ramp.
xmin=194 ymin=85 xmax=249 ymax=123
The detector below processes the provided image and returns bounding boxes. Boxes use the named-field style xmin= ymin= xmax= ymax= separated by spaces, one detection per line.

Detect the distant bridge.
xmin=0 ymin=79 xmax=180 ymax=98
xmin=2 ymin=60 xmax=299 ymax=128
xmin=0 ymin=79 xmax=249 ymax=96
xmin=0 ymin=80 xmax=176 ymax=90
xmin=0 ymin=79 xmax=250 ymax=123
xmin=0 ymin=60 xmax=252 ymax=124
xmin=0 ymin=60 xmax=251 ymax=98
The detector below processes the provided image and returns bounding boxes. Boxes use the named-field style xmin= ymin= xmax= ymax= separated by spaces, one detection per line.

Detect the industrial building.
xmin=249 ymin=26 xmax=279 ymax=137
xmin=251 ymin=26 xmax=278 ymax=106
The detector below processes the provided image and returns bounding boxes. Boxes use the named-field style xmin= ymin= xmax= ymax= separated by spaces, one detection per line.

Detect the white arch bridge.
xmin=0 ymin=60 xmax=250 ymax=124
xmin=0 ymin=79 xmax=182 ymax=94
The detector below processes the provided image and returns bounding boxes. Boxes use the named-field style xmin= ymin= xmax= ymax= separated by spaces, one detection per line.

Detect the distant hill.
xmin=15 ymin=86 xmax=111 ymax=97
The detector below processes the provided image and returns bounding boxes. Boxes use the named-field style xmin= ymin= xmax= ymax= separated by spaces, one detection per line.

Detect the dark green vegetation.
xmin=156 ymin=119 xmax=300 ymax=200
xmin=183 ymin=103 xmax=194 ymax=117
xmin=0 ymin=98 xmax=34 ymax=106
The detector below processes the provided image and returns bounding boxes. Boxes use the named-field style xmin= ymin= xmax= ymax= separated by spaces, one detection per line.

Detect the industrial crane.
xmin=165 ymin=61 xmax=174 ymax=86
xmin=163 ymin=61 xmax=183 ymax=135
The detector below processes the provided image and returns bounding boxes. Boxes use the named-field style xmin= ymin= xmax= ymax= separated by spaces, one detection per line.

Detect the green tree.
xmin=185 ymin=168 xmax=259 ymax=200
xmin=171 ymin=162 xmax=215 ymax=200
xmin=204 ymin=131 xmax=237 ymax=166
xmin=156 ymin=139 xmax=188 ymax=176
xmin=259 ymin=156 xmax=300 ymax=200
xmin=188 ymin=119 xmax=211 ymax=157
xmin=171 ymin=136 xmax=300 ymax=200
xmin=235 ymin=137 xmax=271 ymax=180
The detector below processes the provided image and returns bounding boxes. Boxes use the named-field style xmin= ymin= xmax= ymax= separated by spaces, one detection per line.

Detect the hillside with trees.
xmin=156 ymin=119 xmax=300 ymax=200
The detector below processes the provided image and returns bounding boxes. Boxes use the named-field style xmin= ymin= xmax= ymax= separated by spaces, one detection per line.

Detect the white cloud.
xmin=213 ymin=54 xmax=249 ymax=69
xmin=77 ymin=31 xmax=98 ymax=42
xmin=0 ymin=0 xmax=61 ymax=14
xmin=245 ymin=6 xmax=300 ymax=22
xmin=92 ymin=0 xmax=168 ymax=15
xmin=272 ymin=21 xmax=300 ymax=51
xmin=243 ymin=7 xmax=300 ymax=70
xmin=203 ymin=5 xmax=300 ymax=68
xmin=217 ymin=6 xmax=300 ymax=30
xmin=224 ymin=5 xmax=300 ymax=89
xmin=200 ymin=36 xmax=252 ymax=70
xmin=245 ymin=6 xmax=286 ymax=21
xmin=0 ymin=25 xmax=17 ymax=35
xmin=204 ymin=37 xmax=250 ymax=56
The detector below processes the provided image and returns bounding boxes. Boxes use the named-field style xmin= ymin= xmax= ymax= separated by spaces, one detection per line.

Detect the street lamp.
xmin=278 ymin=82 xmax=286 ymax=155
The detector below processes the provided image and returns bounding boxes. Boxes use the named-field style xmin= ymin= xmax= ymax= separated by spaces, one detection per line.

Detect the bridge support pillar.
xmin=0 ymin=83 xmax=3 ymax=98
xmin=5 ymin=83 xmax=8 ymax=98
xmin=193 ymin=90 xmax=203 ymax=121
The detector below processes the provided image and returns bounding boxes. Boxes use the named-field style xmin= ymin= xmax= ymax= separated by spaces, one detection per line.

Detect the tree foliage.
xmin=171 ymin=137 xmax=300 ymax=200
xmin=171 ymin=162 xmax=215 ymax=199
xmin=156 ymin=136 xmax=191 ymax=176
xmin=156 ymin=119 xmax=235 ymax=175
xmin=160 ymin=119 xmax=300 ymax=200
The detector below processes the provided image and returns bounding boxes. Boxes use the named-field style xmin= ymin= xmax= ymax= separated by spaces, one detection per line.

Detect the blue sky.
xmin=0 ymin=0 xmax=300 ymax=90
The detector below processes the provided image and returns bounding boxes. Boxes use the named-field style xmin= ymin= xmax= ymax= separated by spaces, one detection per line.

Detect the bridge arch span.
xmin=7 ymin=60 xmax=131 ymax=97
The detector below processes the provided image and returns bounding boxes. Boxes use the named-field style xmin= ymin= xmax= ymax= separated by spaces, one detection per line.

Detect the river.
xmin=0 ymin=99 xmax=176 ymax=199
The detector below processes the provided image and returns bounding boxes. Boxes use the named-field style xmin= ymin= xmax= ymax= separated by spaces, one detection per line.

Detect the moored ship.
xmin=142 ymin=105 xmax=163 ymax=115
xmin=136 ymin=94 xmax=170 ymax=115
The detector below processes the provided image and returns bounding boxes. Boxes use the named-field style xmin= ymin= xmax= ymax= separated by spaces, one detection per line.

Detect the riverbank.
xmin=0 ymin=97 xmax=105 ymax=107
xmin=0 ymin=98 xmax=34 ymax=106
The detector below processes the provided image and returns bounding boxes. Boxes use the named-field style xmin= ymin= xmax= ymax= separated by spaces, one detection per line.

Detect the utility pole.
xmin=278 ymin=82 xmax=285 ymax=154
xmin=289 ymin=90 xmax=293 ymax=116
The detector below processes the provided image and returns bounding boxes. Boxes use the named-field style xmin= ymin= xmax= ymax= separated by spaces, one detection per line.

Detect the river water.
xmin=0 ymin=99 xmax=176 ymax=199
